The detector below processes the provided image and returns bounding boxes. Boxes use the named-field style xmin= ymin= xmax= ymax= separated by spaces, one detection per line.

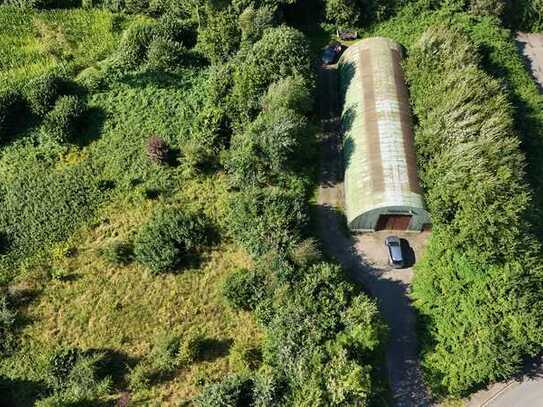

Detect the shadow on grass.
xmin=76 ymin=106 xmax=107 ymax=147
xmin=197 ymin=338 xmax=233 ymax=362
xmin=0 ymin=376 xmax=48 ymax=407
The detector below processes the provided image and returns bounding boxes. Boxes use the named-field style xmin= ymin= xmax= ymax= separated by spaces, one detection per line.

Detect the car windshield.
xmin=388 ymin=241 xmax=399 ymax=247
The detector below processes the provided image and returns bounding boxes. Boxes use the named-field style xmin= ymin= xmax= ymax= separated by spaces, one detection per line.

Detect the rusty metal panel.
xmin=339 ymin=37 xmax=430 ymax=231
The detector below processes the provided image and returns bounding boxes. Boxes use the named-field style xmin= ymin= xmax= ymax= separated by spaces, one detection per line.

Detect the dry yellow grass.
xmin=4 ymin=178 xmax=263 ymax=405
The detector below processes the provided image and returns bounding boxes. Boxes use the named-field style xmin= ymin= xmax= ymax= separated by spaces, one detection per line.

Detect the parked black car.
xmin=321 ymin=41 xmax=343 ymax=65
xmin=385 ymin=235 xmax=404 ymax=268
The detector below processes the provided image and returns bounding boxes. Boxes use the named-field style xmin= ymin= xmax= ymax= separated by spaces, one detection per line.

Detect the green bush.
xmin=404 ymin=24 xmax=543 ymax=396
xmin=222 ymin=268 xmax=267 ymax=311
xmin=262 ymin=75 xmax=313 ymax=114
xmin=134 ymin=207 xmax=207 ymax=274
xmin=504 ymin=0 xmax=543 ymax=31
xmin=129 ymin=331 xmax=203 ymax=391
xmin=324 ymin=0 xmax=403 ymax=27
xmin=146 ymin=38 xmax=187 ymax=71
xmin=114 ymin=20 xmax=156 ymax=69
xmin=261 ymin=263 xmax=385 ymax=405
xmin=468 ymin=0 xmax=505 ymax=17
xmin=0 ymin=89 xmax=26 ymax=140
xmin=227 ymin=187 xmax=307 ymax=258
xmin=289 ymin=238 xmax=322 ymax=268
xmin=226 ymin=107 xmax=307 ymax=187
xmin=100 ymin=241 xmax=133 ymax=266
xmin=228 ymin=341 xmax=262 ymax=373
xmin=43 ymin=95 xmax=85 ymax=143
xmin=24 ymin=73 xmax=67 ymax=117
xmin=42 ymin=348 xmax=112 ymax=404
xmin=239 ymin=5 xmax=276 ymax=46
xmin=325 ymin=0 xmax=361 ymax=28
xmin=195 ymin=374 xmax=254 ymax=407
xmin=76 ymin=67 xmax=107 ymax=92
xmin=413 ymin=234 xmax=543 ymax=395
xmin=197 ymin=7 xmax=241 ymax=64
xmin=155 ymin=15 xmax=197 ymax=47
xmin=231 ymin=26 xmax=311 ymax=123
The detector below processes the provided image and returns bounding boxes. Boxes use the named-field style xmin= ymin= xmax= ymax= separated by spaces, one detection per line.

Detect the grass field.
xmin=0 ymin=6 xmax=266 ymax=403
xmin=0 ymin=6 xmax=132 ymax=90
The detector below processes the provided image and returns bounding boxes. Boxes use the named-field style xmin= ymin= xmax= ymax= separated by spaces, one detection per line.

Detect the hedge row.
xmin=406 ymin=25 xmax=543 ymax=396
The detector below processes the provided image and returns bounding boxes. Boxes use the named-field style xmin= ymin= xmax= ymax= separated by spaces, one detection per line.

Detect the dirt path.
xmin=315 ymin=64 xmax=431 ymax=406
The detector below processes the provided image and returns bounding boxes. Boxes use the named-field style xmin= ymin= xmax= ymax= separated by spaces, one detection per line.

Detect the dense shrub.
xmin=114 ymin=20 xmax=156 ymax=68
xmin=289 ymin=238 xmax=321 ymax=268
xmin=0 ymin=90 xmax=26 ymax=140
xmin=413 ymin=234 xmax=543 ymax=395
xmin=130 ymin=330 xmax=203 ymax=390
xmin=155 ymin=15 xmax=197 ymax=47
xmin=43 ymin=95 xmax=85 ymax=143
xmin=406 ymin=24 xmax=543 ymax=396
xmin=76 ymin=67 xmax=107 ymax=92
xmin=179 ymin=63 xmax=234 ymax=170
xmin=100 ymin=241 xmax=133 ymax=265
xmin=261 ymin=263 xmax=385 ymax=405
xmin=227 ymin=187 xmax=307 ymax=258
xmin=325 ymin=0 xmax=361 ymax=28
xmin=239 ymin=5 xmax=276 ymax=46
xmin=226 ymin=107 xmax=307 ymax=187
xmin=223 ymin=268 xmax=267 ymax=311
xmin=324 ymin=0 xmax=404 ymax=27
xmin=134 ymin=207 xmax=207 ymax=274
xmin=231 ymin=26 xmax=311 ymax=122
xmin=197 ymin=7 xmax=241 ymax=64
xmin=42 ymin=348 xmax=112 ymax=404
xmin=195 ymin=374 xmax=254 ymax=407
xmin=146 ymin=37 xmax=187 ymax=70
xmin=228 ymin=341 xmax=262 ymax=373
xmin=262 ymin=75 xmax=313 ymax=114
xmin=24 ymin=73 xmax=67 ymax=117
xmin=468 ymin=0 xmax=505 ymax=17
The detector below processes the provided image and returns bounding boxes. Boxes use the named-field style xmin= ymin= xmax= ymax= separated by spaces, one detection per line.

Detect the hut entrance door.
xmin=376 ymin=214 xmax=411 ymax=231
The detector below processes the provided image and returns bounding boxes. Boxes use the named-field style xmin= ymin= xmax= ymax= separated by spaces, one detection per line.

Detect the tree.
xmin=231 ymin=26 xmax=311 ymax=123
xmin=325 ymin=0 xmax=360 ymax=28
xmin=197 ymin=7 xmax=241 ymax=64
xmin=146 ymin=135 xmax=170 ymax=164
xmin=239 ymin=5 xmax=277 ymax=46
xmin=226 ymin=107 xmax=307 ymax=187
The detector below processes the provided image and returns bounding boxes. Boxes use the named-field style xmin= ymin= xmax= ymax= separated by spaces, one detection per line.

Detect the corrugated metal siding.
xmin=339 ymin=37 xmax=430 ymax=231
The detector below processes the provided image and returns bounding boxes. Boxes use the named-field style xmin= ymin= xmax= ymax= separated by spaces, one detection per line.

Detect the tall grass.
xmin=0 ymin=6 xmax=129 ymax=90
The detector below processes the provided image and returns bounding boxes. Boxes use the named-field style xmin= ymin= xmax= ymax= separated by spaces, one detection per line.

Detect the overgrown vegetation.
xmin=0 ymin=0 xmax=388 ymax=404
xmin=2 ymin=0 xmax=543 ymax=403
xmin=365 ymin=0 xmax=543 ymax=399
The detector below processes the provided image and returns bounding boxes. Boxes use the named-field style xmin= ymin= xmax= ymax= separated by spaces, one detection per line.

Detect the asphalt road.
xmin=316 ymin=64 xmax=431 ymax=406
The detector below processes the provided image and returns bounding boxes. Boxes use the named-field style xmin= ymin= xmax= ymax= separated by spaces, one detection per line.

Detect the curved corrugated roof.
xmin=338 ymin=37 xmax=430 ymax=230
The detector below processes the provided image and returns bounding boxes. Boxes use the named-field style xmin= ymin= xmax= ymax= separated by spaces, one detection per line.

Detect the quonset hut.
xmin=338 ymin=37 xmax=430 ymax=232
